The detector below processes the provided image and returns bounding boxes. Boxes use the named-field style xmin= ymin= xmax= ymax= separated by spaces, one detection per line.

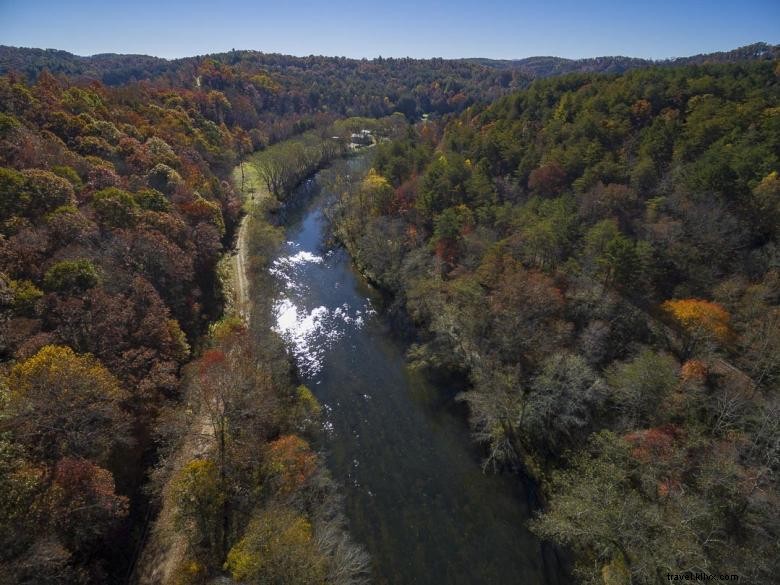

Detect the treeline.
xmin=138 ymin=193 xmax=368 ymax=585
xmin=329 ymin=61 xmax=779 ymax=583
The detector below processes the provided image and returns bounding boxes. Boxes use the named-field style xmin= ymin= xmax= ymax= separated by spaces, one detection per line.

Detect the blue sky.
xmin=1 ymin=0 xmax=778 ymax=60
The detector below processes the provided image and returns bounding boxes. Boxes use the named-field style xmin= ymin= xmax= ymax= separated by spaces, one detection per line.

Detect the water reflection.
xmin=270 ymin=241 xmax=376 ymax=377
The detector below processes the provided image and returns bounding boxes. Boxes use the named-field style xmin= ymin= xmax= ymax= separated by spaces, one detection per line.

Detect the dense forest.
xmin=329 ymin=61 xmax=779 ymax=583
xmin=0 ymin=57 xmax=370 ymax=582
xmin=0 ymin=45 xmax=530 ymax=130
xmin=0 ymin=40 xmax=778 ymax=585
xmin=2 ymin=43 xmax=777 ymax=130
xmin=0 ymin=65 xmax=249 ymax=581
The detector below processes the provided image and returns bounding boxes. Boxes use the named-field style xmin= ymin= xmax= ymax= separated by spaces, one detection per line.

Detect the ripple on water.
xmin=271 ymin=249 xmax=375 ymax=377
xmin=269 ymin=250 xmax=325 ymax=294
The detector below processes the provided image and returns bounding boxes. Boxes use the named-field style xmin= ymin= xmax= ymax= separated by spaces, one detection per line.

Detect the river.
xmin=266 ymin=157 xmax=562 ymax=585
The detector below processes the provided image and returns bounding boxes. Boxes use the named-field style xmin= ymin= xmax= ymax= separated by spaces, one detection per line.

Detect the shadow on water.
xmin=264 ymin=158 xmax=566 ymax=585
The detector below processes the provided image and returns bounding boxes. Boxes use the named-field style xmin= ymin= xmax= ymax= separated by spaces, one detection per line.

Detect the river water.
xmin=267 ymin=158 xmax=561 ymax=585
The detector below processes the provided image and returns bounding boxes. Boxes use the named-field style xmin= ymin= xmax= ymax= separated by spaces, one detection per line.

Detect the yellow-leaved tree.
xmin=225 ymin=506 xmax=325 ymax=585
xmin=661 ymin=298 xmax=732 ymax=357
xmin=3 ymin=345 xmax=130 ymax=464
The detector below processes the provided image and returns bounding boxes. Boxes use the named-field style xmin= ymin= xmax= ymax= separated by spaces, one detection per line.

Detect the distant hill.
xmin=465 ymin=42 xmax=779 ymax=77
xmin=0 ymin=46 xmax=177 ymax=84
xmin=1 ymin=43 xmax=777 ymax=87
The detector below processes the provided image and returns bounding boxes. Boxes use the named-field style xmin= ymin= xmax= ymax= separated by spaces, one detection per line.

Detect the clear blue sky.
xmin=1 ymin=0 xmax=778 ymax=60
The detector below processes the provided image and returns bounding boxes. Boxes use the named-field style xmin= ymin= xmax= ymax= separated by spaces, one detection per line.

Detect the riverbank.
xmin=268 ymin=155 xmax=565 ymax=584
xmin=133 ymin=141 xmax=369 ymax=585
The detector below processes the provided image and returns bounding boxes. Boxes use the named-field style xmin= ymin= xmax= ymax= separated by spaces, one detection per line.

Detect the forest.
xmin=329 ymin=61 xmax=779 ymax=583
xmin=0 ymin=37 xmax=777 ymax=585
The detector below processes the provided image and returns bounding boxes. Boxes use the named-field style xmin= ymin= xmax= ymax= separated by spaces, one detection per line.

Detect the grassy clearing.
xmin=231 ymin=160 xmax=265 ymax=197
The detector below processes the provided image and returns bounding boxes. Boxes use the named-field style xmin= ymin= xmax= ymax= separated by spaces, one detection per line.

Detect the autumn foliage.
xmin=264 ymin=435 xmax=318 ymax=496
xmin=331 ymin=60 xmax=780 ymax=583
xmin=662 ymin=298 xmax=732 ymax=352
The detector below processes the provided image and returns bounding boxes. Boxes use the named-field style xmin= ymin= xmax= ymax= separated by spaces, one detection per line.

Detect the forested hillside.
xmin=0 ymin=67 xmax=250 ymax=581
xmin=2 ymin=43 xmax=776 ymax=129
xmin=0 ymin=46 xmax=529 ymax=126
xmin=0 ymin=63 xmax=353 ymax=582
xmin=330 ymin=61 xmax=780 ymax=583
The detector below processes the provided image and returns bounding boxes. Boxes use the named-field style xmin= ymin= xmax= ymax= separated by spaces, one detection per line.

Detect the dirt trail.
xmin=134 ymin=187 xmax=261 ymax=584
xmin=234 ymin=212 xmax=251 ymax=321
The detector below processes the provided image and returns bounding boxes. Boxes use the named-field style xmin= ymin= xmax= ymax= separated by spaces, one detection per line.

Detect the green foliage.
xmin=530 ymin=431 xmax=690 ymax=585
xmin=135 ymin=187 xmax=170 ymax=212
xmin=373 ymin=135 xmax=433 ymax=187
xmin=0 ymin=112 xmax=21 ymax=134
xmin=1 ymin=168 xmax=75 ymax=221
xmin=51 ymin=165 xmax=83 ymax=190
xmin=330 ymin=60 xmax=780 ymax=583
xmin=417 ymin=153 xmax=471 ymax=220
xmin=0 ymin=47 xmax=777 ymax=585
xmin=61 ymin=87 xmax=105 ymax=114
xmin=22 ymin=169 xmax=76 ymax=216
xmin=92 ymin=187 xmax=139 ymax=227
xmin=0 ymin=167 xmax=24 ymax=220
xmin=9 ymin=279 xmax=42 ymax=315
xmin=148 ymin=163 xmax=183 ymax=194
xmin=144 ymin=136 xmax=178 ymax=167
xmin=292 ymin=385 xmax=321 ymax=429
xmin=606 ymin=348 xmax=679 ymax=428
xmin=43 ymin=259 xmax=100 ymax=292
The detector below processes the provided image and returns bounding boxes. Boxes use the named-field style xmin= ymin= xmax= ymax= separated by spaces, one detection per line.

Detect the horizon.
xmin=1 ymin=40 xmax=777 ymax=63
xmin=1 ymin=0 xmax=779 ymax=61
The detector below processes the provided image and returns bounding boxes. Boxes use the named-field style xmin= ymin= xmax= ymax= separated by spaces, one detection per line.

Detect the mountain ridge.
xmin=1 ymin=42 xmax=776 ymax=86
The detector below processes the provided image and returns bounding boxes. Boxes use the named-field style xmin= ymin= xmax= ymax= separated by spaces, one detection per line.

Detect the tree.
xmin=8 ymin=279 xmax=42 ymax=316
xmin=49 ymin=457 xmax=129 ymax=551
xmin=360 ymin=169 xmax=394 ymax=216
xmin=3 ymin=345 xmax=130 ymax=463
xmin=488 ymin=260 xmax=571 ymax=365
xmin=524 ymin=353 xmax=606 ymax=453
xmin=662 ymin=298 xmax=732 ymax=357
xmin=225 ymin=506 xmax=326 ymax=585
xmin=531 ymin=431 xmax=708 ymax=585
xmin=606 ymin=348 xmax=679 ymax=428
xmin=42 ymin=259 xmax=100 ymax=293
xmin=583 ymin=219 xmax=646 ymax=290
xmin=91 ymin=187 xmax=139 ymax=228
xmin=0 ymin=436 xmax=46 ymax=560
xmin=528 ymin=160 xmax=566 ymax=196
xmin=20 ymin=169 xmax=76 ymax=218
xmin=748 ymin=171 xmax=780 ymax=240
xmin=169 ymin=458 xmax=224 ymax=563
xmin=263 ymin=435 xmax=317 ymax=496
xmin=0 ymin=167 xmax=24 ymax=220
xmin=459 ymin=363 xmax=526 ymax=470
xmin=147 ymin=163 xmax=183 ymax=194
